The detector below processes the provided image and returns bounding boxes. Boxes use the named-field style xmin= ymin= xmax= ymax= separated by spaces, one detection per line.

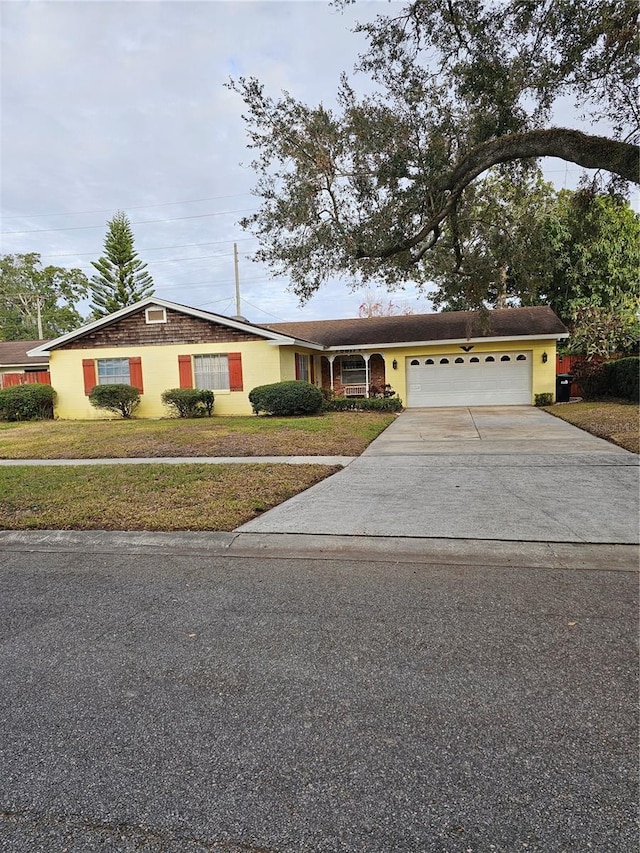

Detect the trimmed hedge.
xmin=89 ymin=384 xmax=141 ymax=419
xmin=0 ymin=383 xmax=56 ymax=421
xmin=573 ymin=357 xmax=639 ymax=402
xmin=572 ymin=360 xmax=608 ymax=400
xmin=162 ymin=388 xmax=215 ymax=418
xmin=603 ymin=357 xmax=639 ymax=402
xmin=534 ymin=393 xmax=553 ymax=407
xmin=249 ymin=381 xmax=323 ymax=416
xmin=325 ymin=396 xmax=403 ymax=412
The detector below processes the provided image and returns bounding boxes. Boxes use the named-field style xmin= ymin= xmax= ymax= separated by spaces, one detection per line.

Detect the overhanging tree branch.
xmin=356 ymin=129 xmax=638 ymax=261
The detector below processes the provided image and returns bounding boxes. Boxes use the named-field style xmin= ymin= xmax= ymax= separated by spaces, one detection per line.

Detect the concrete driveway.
xmin=238 ymin=406 xmax=639 ymax=544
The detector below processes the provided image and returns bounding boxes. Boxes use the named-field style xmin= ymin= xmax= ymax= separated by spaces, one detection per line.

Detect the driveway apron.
xmin=237 ymin=406 xmax=639 ymax=544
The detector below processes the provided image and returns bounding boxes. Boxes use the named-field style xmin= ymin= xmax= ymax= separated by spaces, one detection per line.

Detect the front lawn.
xmin=0 ymin=412 xmax=395 ymax=459
xmin=544 ymin=401 xmax=639 ymax=454
xmin=0 ymin=463 xmax=339 ymax=531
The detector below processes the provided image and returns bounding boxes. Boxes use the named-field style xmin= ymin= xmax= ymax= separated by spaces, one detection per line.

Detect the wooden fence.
xmin=0 ymin=371 xmax=51 ymax=389
xmin=556 ymin=354 xmax=583 ymax=397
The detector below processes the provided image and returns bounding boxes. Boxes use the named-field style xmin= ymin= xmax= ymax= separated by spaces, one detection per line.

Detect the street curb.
xmin=0 ymin=530 xmax=637 ymax=572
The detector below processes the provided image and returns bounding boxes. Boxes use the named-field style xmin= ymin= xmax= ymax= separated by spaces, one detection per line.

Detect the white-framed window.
xmin=340 ymin=356 xmax=366 ymax=385
xmin=295 ymin=353 xmax=310 ymax=382
xmin=193 ymin=354 xmax=230 ymax=390
xmin=97 ymin=358 xmax=130 ymax=385
xmin=145 ymin=306 xmax=167 ymax=324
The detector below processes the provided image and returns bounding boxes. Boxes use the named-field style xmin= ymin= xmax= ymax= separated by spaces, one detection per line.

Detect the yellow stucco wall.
xmin=278 ymin=348 xmax=321 ymax=384
xmin=49 ymin=337 xmax=559 ymax=419
xmin=279 ymin=348 xmax=296 ymax=382
xmin=369 ymin=339 xmax=558 ymax=405
xmin=50 ymin=341 xmax=284 ymax=419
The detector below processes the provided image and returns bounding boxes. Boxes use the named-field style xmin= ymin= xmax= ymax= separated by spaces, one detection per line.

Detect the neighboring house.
xmin=0 ymin=340 xmax=51 ymax=388
xmin=27 ymin=298 xmax=567 ymax=418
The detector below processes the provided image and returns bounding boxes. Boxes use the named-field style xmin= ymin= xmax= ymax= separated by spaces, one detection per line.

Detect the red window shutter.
xmin=129 ymin=357 xmax=144 ymax=393
xmin=82 ymin=359 xmax=96 ymax=395
xmin=310 ymin=356 xmax=315 ymax=384
xmin=294 ymin=353 xmax=301 ymax=380
xmin=228 ymin=352 xmax=243 ymax=391
xmin=178 ymin=355 xmax=193 ymax=389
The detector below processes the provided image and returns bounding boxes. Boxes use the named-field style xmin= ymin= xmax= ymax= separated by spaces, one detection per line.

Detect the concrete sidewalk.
xmin=238 ymin=407 xmax=639 ymax=545
xmin=0 ymin=455 xmax=355 ymax=466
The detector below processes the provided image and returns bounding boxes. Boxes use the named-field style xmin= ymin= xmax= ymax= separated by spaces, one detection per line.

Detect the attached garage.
xmin=406 ymin=351 xmax=532 ymax=407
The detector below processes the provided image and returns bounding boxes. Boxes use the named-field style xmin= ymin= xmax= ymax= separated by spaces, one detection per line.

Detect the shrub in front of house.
xmin=89 ymin=384 xmax=141 ymax=419
xmin=603 ymin=357 xmax=639 ymax=402
xmin=325 ymin=396 xmax=403 ymax=412
xmin=161 ymin=388 xmax=215 ymax=418
xmin=249 ymin=381 xmax=324 ymax=416
xmin=0 ymin=383 xmax=56 ymax=421
xmin=534 ymin=393 xmax=554 ymax=407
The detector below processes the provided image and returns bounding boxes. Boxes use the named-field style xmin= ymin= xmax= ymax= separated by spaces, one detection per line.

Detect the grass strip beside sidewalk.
xmin=0 ymin=463 xmax=340 ymax=531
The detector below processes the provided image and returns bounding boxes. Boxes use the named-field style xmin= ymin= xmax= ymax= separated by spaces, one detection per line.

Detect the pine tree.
xmin=90 ymin=211 xmax=154 ymax=317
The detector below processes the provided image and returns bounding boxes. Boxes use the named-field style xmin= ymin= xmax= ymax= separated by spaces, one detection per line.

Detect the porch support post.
xmin=327 ymin=355 xmax=336 ymax=392
xmin=362 ymin=353 xmax=371 ymax=398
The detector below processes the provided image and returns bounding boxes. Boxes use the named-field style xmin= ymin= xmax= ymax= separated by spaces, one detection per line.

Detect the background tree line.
xmin=0 ymin=211 xmax=154 ymax=341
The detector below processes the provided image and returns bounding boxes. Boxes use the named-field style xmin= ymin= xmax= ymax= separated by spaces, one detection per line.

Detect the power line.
xmin=160 ymin=274 xmax=281 ymax=291
xmin=0 ymin=208 xmax=257 ymax=235
xmin=241 ymin=298 xmax=285 ymax=321
xmin=45 ymin=236 xmax=258 ymax=259
xmin=0 ymin=192 xmax=255 ymax=220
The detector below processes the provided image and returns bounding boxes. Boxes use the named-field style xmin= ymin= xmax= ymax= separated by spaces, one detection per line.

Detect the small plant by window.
xmin=89 ymin=384 xmax=140 ymax=418
xmin=161 ymin=388 xmax=215 ymax=418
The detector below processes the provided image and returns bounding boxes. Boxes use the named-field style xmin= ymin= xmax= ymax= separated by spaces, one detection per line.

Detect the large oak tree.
xmin=230 ymin=0 xmax=639 ymax=302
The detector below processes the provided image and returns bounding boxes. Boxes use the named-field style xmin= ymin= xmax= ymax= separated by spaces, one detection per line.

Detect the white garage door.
xmin=406 ymin=351 xmax=532 ymax=407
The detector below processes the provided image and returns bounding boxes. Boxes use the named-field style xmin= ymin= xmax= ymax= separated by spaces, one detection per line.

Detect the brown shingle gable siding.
xmin=61 ymin=308 xmax=265 ymax=350
xmin=264 ymin=306 xmax=567 ymax=347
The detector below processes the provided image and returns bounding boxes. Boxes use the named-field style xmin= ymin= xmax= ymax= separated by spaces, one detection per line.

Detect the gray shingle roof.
xmin=263 ymin=305 xmax=567 ymax=347
xmin=0 ymin=340 xmax=51 ymax=367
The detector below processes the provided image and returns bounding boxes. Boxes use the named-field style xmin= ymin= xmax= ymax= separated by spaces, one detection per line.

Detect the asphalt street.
xmin=1 ymin=537 xmax=637 ymax=852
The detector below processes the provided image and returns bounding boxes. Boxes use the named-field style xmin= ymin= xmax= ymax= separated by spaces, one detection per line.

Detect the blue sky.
xmin=0 ymin=0 xmax=604 ymax=325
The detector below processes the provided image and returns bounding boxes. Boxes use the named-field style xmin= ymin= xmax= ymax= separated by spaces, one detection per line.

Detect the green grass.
xmin=0 ymin=464 xmax=340 ymax=531
xmin=0 ymin=412 xmax=395 ymax=459
xmin=544 ymin=400 xmax=639 ymax=454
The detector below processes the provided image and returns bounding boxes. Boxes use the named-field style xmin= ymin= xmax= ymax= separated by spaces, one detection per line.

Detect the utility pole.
xmin=233 ymin=243 xmax=242 ymax=318
xmin=36 ymin=295 xmax=43 ymax=339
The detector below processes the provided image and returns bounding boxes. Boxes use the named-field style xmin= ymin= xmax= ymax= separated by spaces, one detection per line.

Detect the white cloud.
xmin=1 ymin=0 xmax=592 ymax=324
